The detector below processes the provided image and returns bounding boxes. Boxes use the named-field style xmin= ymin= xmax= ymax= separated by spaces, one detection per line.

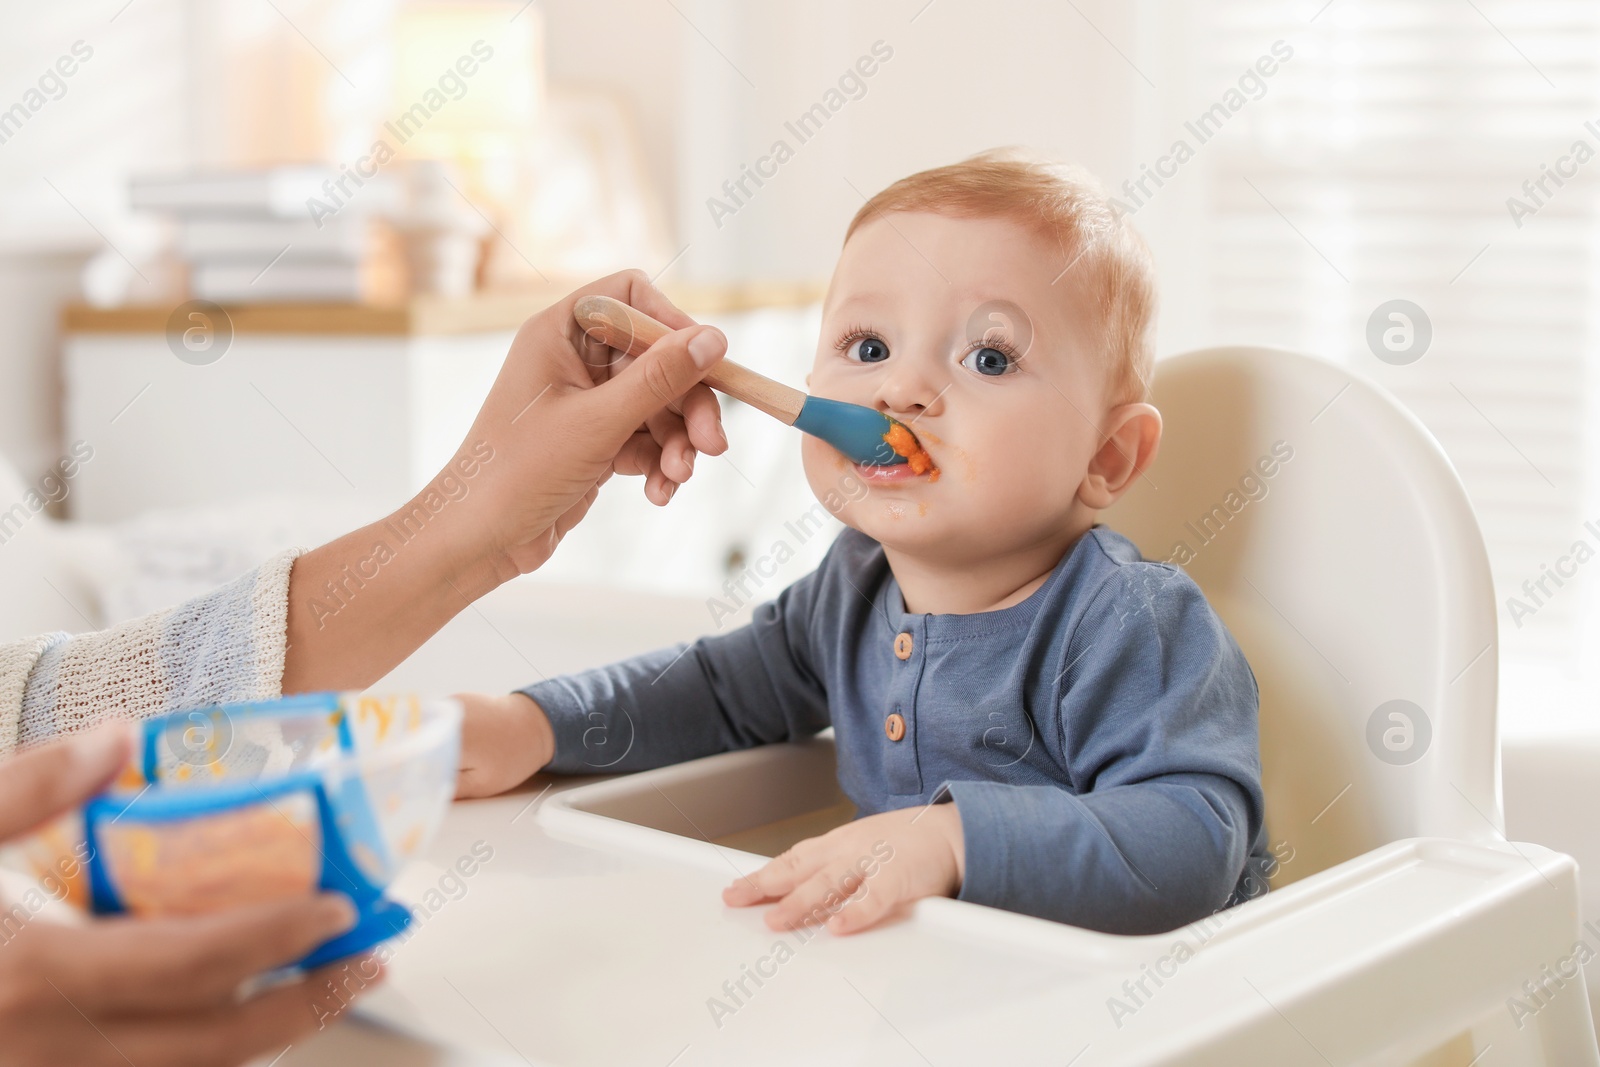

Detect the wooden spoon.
xmin=574 ymin=295 xmax=924 ymax=468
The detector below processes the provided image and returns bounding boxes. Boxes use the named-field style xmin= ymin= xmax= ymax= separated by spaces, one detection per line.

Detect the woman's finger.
xmin=107 ymin=955 xmax=386 ymax=1067
xmin=631 ymin=376 xmax=723 ymax=470
xmin=643 ymin=409 xmax=695 ymax=484
xmin=645 ymin=468 xmax=677 ymax=506
xmin=45 ymin=894 xmax=357 ymax=1012
xmin=610 ymin=433 xmax=684 ymax=507
xmin=0 ymin=726 xmax=131 ymax=842
xmin=587 ymin=324 xmax=727 ymax=442
xmin=612 ymin=432 xmax=664 ymax=480
xmin=564 ymin=270 xmax=697 ymax=379
xmin=678 ymin=383 xmax=728 ymax=456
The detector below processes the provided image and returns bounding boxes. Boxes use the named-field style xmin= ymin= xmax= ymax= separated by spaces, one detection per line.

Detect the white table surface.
xmin=271 ymin=775 xmax=1071 ymax=1067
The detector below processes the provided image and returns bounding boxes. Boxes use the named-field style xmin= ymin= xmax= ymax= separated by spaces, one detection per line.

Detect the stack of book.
xmin=130 ymin=167 xmax=407 ymax=304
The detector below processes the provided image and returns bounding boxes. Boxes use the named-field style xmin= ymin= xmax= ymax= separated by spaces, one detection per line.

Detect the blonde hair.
xmin=844 ymin=149 xmax=1156 ymax=405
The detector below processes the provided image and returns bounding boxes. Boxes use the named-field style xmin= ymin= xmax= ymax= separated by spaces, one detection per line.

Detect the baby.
xmin=456 ymin=150 xmax=1272 ymax=937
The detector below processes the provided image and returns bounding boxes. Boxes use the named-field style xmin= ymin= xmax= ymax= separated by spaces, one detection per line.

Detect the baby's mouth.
xmin=871 ymin=421 xmax=940 ymax=482
xmin=855 ymin=462 xmax=930 ymax=484
xmin=855 ymin=448 xmax=940 ymax=484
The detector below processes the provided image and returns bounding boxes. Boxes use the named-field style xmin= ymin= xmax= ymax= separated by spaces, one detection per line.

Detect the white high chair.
xmin=1101 ymin=346 xmax=1599 ymax=1061
xmin=532 ymin=346 xmax=1598 ymax=1065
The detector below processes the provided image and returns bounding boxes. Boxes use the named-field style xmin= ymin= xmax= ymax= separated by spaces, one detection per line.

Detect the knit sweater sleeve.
xmin=0 ymin=549 xmax=300 ymax=758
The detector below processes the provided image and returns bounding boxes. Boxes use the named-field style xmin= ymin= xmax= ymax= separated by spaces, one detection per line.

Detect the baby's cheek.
xmin=799 ymin=437 xmax=848 ymax=487
xmin=975 ymin=463 xmax=1068 ymax=527
xmin=799 ymin=439 xmax=855 ymax=514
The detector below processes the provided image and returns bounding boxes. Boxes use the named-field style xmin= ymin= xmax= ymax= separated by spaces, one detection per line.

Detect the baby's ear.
xmin=1077 ymin=403 xmax=1162 ymax=509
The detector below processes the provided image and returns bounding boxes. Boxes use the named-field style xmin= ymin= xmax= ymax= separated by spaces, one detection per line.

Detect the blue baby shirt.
xmin=521 ymin=525 xmax=1272 ymax=935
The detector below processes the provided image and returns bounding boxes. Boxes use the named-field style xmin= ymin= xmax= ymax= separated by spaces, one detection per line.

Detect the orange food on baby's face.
xmin=882 ymin=422 xmax=917 ymax=456
xmin=882 ymin=422 xmax=940 ymax=480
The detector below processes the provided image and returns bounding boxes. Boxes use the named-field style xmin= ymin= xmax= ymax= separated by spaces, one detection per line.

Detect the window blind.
xmin=1193 ymin=0 xmax=1600 ymax=671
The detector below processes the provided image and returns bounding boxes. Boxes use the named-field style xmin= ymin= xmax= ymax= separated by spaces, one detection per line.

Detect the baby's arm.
xmin=948 ymin=567 xmax=1265 ymax=934
xmin=456 ymin=571 xmax=831 ymax=798
xmin=456 ymin=691 xmax=555 ymax=798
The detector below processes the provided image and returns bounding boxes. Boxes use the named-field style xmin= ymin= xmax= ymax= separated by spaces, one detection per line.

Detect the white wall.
xmin=531 ymin=0 xmax=1207 ymax=352
xmin=670 ymin=0 xmax=1150 ymax=284
xmin=538 ymin=0 xmax=684 ymax=229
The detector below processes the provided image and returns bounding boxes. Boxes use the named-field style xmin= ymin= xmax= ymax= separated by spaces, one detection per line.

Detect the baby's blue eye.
xmin=962 ymin=346 xmax=1012 ymax=376
xmin=848 ymin=337 xmax=890 ymax=363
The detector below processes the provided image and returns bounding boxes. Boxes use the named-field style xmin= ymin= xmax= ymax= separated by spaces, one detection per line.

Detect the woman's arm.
xmin=7 ymin=554 xmax=297 ymax=753
xmin=1 ymin=272 xmax=726 ymax=750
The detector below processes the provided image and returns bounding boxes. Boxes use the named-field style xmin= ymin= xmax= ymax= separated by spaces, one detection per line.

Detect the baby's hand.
xmin=453 ymin=692 xmax=554 ymax=799
xmin=722 ymin=804 xmax=965 ymax=935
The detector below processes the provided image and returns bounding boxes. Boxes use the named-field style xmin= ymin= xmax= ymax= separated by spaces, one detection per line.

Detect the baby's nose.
xmin=875 ymin=359 xmax=947 ymax=420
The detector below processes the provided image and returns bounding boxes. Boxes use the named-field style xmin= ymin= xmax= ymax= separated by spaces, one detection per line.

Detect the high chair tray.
xmin=526 ymin=734 xmax=1598 ymax=1066
xmin=291 ymin=735 xmax=1596 ymax=1066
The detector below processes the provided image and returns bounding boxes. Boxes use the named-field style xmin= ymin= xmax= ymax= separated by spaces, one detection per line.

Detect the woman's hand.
xmin=282 ymin=271 xmax=727 ymax=694
xmin=722 ymin=804 xmax=967 ymax=936
xmin=448 ymin=270 xmax=729 ymax=581
xmin=453 ymin=692 xmax=554 ymax=800
xmin=0 ymin=727 xmax=382 ymax=1066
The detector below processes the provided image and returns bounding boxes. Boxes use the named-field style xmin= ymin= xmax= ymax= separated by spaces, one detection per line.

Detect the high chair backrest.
xmin=1103 ymin=347 xmax=1500 ymax=886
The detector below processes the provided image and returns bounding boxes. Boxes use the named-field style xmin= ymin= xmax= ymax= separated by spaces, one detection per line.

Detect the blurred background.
xmin=0 ymin=0 xmax=1596 ymax=736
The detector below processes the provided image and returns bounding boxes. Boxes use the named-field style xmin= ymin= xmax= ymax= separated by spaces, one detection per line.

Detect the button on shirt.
xmin=523 ymin=526 xmax=1271 ymax=935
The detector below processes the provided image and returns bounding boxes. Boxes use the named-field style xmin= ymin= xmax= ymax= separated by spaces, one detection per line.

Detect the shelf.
xmin=61 ymin=281 xmax=826 ymax=337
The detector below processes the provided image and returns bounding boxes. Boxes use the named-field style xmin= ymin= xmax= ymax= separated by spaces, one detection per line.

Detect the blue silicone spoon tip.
xmin=791 ymin=396 xmax=911 ymax=466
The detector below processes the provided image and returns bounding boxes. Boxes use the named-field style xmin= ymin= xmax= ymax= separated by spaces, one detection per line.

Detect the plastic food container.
xmin=9 ymin=692 xmax=461 ymax=967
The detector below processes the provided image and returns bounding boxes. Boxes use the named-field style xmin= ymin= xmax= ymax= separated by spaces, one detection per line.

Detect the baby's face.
xmin=803 ymin=211 xmax=1112 ymax=562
